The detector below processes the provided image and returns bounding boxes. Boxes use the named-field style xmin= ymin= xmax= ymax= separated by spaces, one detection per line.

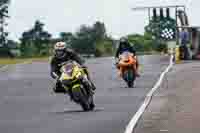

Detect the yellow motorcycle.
xmin=57 ymin=60 xmax=95 ymax=111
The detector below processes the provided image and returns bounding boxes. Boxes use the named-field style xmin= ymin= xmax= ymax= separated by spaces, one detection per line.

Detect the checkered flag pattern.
xmin=161 ymin=28 xmax=175 ymax=40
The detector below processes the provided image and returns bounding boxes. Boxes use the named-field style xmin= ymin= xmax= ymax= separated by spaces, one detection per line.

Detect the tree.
xmin=127 ymin=34 xmax=145 ymax=51
xmin=72 ymin=25 xmax=95 ymax=54
xmin=0 ymin=0 xmax=9 ymax=19
xmin=0 ymin=0 xmax=10 ymax=5
xmin=71 ymin=21 xmax=107 ymax=55
xmin=57 ymin=21 xmax=108 ymax=56
xmin=0 ymin=0 xmax=10 ymax=57
xmin=127 ymin=33 xmax=155 ymax=52
xmin=59 ymin=32 xmax=73 ymax=46
xmin=7 ymin=39 xmax=18 ymax=49
xmin=95 ymin=38 xmax=113 ymax=57
xmin=92 ymin=21 xmax=106 ymax=41
xmin=20 ymin=20 xmax=51 ymax=57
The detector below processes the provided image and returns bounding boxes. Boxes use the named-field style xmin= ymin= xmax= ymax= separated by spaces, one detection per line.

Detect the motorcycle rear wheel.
xmin=127 ymin=81 xmax=134 ymax=88
xmin=80 ymin=100 xmax=90 ymax=111
xmin=123 ymin=69 xmax=135 ymax=87
xmin=89 ymin=95 xmax=95 ymax=110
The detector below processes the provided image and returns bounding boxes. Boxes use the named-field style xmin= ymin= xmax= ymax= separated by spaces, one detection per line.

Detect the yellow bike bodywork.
xmin=59 ymin=62 xmax=86 ymax=92
xmin=57 ymin=61 xmax=95 ymax=111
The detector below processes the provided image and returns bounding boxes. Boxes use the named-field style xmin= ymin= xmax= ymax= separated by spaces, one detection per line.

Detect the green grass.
xmin=0 ymin=57 xmax=49 ymax=65
xmin=137 ymin=51 xmax=161 ymax=55
xmin=0 ymin=58 xmax=27 ymax=65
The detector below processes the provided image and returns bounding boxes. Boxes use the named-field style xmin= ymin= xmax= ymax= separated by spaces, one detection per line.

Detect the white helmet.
xmin=54 ymin=42 xmax=67 ymax=58
xmin=54 ymin=42 xmax=67 ymax=50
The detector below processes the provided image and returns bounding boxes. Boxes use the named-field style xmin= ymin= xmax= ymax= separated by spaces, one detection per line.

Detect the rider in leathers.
xmin=50 ymin=42 xmax=96 ymax=95
xmin=115 ymin=37 xmax=140 ymax=77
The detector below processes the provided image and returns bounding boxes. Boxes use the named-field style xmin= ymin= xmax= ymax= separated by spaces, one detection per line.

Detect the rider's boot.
xmin=135 ymin=59 xmax=140 ymax=77
xmin=68 ymin=89 xmax=74 ymax=101
xmin=135 ymin=69 xmax=140 ymax=77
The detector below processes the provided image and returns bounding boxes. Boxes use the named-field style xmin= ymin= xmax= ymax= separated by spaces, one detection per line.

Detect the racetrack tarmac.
xmin=0 ymin=55 xmax=169 ymax=133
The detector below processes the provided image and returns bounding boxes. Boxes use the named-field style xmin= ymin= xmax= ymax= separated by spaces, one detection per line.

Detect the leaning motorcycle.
xmin=53 ymin=60 xmax=95 ymax=111
xmin=116 ymin=52 xmax=137 ymax=88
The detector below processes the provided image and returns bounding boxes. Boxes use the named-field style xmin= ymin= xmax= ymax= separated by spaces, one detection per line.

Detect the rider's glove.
xmin=115 ymin=58 xmax=119 ymax=65
xmin=51 ymin=72 xmax=59 ymax=80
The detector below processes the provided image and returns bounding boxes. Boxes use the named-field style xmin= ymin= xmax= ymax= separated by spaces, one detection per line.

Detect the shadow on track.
xmin=51 ymin=108 xmax=104 ymax=115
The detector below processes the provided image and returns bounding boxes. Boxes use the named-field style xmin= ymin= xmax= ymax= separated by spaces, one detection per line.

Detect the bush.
xmin=156 ymin=43 xmax=167 ymax=52
xmin=94 ymin=49 xmax=102 ymax=57
xmin=95 ymin=40 xmax=113 ymax=57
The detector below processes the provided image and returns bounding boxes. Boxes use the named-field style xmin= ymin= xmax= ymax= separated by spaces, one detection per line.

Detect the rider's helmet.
xmin=54 ymin=42 xmax=67 ymax=59
xmin=119 ymin=37 xmax=129 ymax=49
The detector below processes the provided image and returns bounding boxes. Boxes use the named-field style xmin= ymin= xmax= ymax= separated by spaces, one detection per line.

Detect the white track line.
xmin=124 ymin=55 xmax=174 ymax=133
xmin=0 ymin=65 xmax=9 ymax=71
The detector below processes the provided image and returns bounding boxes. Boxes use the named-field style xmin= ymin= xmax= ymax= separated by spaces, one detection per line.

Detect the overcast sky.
xmin=7 ymin=0 xmax=199 ymax=41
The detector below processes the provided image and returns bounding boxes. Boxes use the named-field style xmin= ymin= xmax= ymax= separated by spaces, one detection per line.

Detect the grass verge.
xmin=0 ymin=57 xmax=49 ymax=65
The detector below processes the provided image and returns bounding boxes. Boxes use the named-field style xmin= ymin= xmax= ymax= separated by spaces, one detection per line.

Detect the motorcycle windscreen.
xmin=63 ymin=63 xmax=74 ymax=77
xmin=119 ymin=52 xmax=136 ymax=66
xmin=121 ymin=52 xmax=130 ymax=62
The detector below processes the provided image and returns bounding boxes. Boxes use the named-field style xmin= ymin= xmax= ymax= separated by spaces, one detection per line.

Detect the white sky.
xmin=6 ymin=0 xmax=200 ymax=41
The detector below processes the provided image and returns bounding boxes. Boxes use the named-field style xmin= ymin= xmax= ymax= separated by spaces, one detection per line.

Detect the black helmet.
xmin=119 ymin=37 xmax=129 ymax=48
xmin=119 ymin=37 xmax=128 ymax=43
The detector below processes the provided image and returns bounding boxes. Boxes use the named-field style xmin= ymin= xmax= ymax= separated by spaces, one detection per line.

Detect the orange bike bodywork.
xmin=117 ymin=52 xmax=137 ymax=77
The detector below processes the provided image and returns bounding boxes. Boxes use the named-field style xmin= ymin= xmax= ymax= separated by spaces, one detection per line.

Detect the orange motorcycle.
xmin=116 ymin=51 xmax=137 ymax=87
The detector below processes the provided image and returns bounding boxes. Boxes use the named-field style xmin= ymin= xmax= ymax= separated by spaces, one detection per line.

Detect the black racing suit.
xmin=115 ymin=45 xmax=136 ymax=58
xmin=50 ymin=48 xmax=95 ymax=94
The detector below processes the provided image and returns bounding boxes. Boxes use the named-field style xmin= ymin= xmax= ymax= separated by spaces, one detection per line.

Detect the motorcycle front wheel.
xmin=72 ymin=86 xmax=95 ymax=111
xmin=80 ymin=91 xmax=95 ymax=111
xmin=88 ymin=95 xmax=95 ymax=110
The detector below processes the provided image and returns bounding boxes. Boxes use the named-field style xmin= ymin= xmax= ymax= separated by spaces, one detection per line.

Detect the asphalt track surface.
xmin=0 ymin=55 xmax=169 ymax=133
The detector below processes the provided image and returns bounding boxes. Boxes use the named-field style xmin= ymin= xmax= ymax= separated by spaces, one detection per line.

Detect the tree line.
xmin=0 ymin=0 xmax=11 ymax=57
xmin=5 ymin=19 xmax=167 ymax=58
xmin=0 ymin=0 xmax=169 ymax=58
xmin=18 ymin=20 xmax=114 ymax=57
